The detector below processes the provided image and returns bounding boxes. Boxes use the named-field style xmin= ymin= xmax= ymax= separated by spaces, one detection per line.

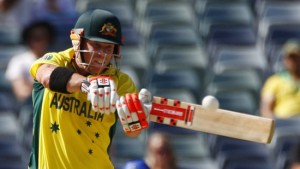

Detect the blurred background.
xmin=1 ymin=0 xmax=300 ymax=169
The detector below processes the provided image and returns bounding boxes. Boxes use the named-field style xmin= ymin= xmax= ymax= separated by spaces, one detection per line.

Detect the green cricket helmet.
xmin=74 ymin=9 xmax=123 ymax=45
xmin=70 ymin=9 xmax=123 ymax=75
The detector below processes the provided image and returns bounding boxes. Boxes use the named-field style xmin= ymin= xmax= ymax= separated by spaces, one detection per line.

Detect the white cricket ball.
xmin=202 ymin=95 xmax=219 ymax=111
xmin=139 ymin=88 xmax=152 ymax=103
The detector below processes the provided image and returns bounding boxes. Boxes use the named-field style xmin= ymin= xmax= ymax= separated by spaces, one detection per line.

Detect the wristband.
xmin=49 ymin=67 xmax=75 ymax=94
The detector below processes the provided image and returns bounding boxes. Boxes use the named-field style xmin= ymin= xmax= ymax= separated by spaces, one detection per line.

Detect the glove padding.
xmin=81 ymin=76 xmax=119 ymax=114
xmin=116 ymin=88 xmax=152 ymax=133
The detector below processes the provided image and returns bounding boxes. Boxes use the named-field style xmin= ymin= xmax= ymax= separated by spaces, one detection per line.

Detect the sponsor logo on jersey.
xmin=50 ymin=93 xmax=104 ymax=122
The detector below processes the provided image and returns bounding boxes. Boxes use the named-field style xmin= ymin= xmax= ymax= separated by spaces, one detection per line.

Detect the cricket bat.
xmin=149 ymin=96 xmax=274 ymax=144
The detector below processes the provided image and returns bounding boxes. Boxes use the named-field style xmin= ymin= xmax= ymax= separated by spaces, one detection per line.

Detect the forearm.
xmin=36 ymin=64 xmax=86 ymax=93
xmin=67 ymin=73 xmax=86 ymax=93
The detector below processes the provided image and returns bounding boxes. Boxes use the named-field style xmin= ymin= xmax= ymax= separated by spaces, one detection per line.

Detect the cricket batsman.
xmin=28 ymin=9 xmax=151 ymax=169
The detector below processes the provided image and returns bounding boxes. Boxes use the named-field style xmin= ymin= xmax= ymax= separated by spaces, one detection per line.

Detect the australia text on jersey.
xmin=50 ymin=93 xmax=105 ymax=122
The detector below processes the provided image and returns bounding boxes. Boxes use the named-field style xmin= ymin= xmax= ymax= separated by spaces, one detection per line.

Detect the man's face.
xmin=80 ymin=38 xmax=115 ymax=75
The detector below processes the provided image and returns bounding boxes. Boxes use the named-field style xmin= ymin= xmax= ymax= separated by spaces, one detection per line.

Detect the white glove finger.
xmin=90 ymin=80 xmax=99 ymax=112
xmin=120 ymin=96 xmax=133 ymax=123
xmin=109 ymin=79 xmax=118 ymax=113
xmin=104 ymin=87 xmax=111 ymax=114
xmin=98 ymin=88 xmax=104 ymax=114
xmin=116 ymin=100 xmax=130 ymax=132
xmin=109 ymin=79 xmax=117 ymax=93
xmin=90 ymin=88 xmax=99 ymax=112
xmin=110 ymin=91 xmax=118 ymax=113
xmin=138 ymin=88 xmax=152 ymax=104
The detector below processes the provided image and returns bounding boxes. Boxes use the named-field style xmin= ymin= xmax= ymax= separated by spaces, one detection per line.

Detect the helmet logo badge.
xmin=99 ymin=23 xmax=117 ymax=37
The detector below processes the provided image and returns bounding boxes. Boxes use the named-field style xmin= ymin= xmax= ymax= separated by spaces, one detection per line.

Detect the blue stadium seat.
xmin=0 ymin=45 xmax=26 ymax=71
xmin=147 ymin=25 xmax=201 ymax=63
xmin=137 ymin=1 xmax=196 ymax=38
xmin=257 ymin=0 xmax=300 ymax=20
xmin=270 ymin=126 xmax=300 ymax=161
xmin=122 ymin=25 xmax=143 ymax=46
xmin=147 ymin=70 xmax=203 ymax=100
xmin=206 ymin=25 xmax=258 ymax=60
xmin=148 ymin=26 xmax=200 ymax=46
xmin=216 ymin=146 xmax=270 ymax=169
xmin=155 ymin=45 xmax=208 ymax=69
xmin=258 ymin=1 xmax=300 ymax=40
xmin=266 ymin=120 xmax=300 ymax=169
xmin=207 ymin=69 xmax=262 ymax=101
xmin=207 ymin=135 xmax=268 ymax=159
xmin=120 ymin=46 xmax=149 ymax=87
xmin=199 ymin=1 xmax=255 ymax=39
xmin=0 ymin=138 xmax=26 ymax=169
xmin=0 ymin=92 xmax=18 ymax=114
xmin=0 ymin=70 xmax=18 ymax=113
xmin=207 ymin=24 xmax=257 ymax=51
xmin=84 ymin=1 xmax=134 ymax=27
xmin=154 ymin=45 xmax=208 ymax=87
xmin=0 ymin=113 xmax=19 ymax=138
xmin=215 ymin=90 xmax=258 ymax=115
xmin=264 ymin=24 xmax=300 ymax=61
xmin=225 ymin=161 xmax=273 ymax=169
xmin=274 ymin=117 xmax=300 ymax=128
xmin=0 ymin=27 xmax=21 ymax=45
xmin=212 ymin=45 xmax=268 ymax=79
xmin=151 ymin=89 xmax=198 ymax=104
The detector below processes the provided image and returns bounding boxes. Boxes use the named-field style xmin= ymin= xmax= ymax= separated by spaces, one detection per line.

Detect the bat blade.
xmin=149 ymin=96 xmax=274 ymax=144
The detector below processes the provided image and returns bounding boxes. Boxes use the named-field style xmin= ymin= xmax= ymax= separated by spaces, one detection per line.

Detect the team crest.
xmin=99 ymin=23 xmax=117 ymax=37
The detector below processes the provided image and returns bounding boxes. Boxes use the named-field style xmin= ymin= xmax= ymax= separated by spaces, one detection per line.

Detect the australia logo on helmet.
xmin=99 ymin=23 xmax=117 ymax=37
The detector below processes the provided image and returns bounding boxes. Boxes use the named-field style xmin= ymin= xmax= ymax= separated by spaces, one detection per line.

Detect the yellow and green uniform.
xmin=261 ymin=71 xmax=300 ymax=118
xmin=28 ymin=48 xmax=138 ymax=169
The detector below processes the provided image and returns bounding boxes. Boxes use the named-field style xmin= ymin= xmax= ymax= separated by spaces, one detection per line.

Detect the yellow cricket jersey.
xmin=261 ymin=71 xmax=300 ymax=118
xmin=28 ymin=48 xmax=138 ymax=169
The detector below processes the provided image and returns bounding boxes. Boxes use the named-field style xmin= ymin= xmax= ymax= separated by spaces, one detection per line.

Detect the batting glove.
xmin=116 ymin=88 xmax=152 ymax=133
xmin=81 ymin=76 xmax=119 ymax=114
